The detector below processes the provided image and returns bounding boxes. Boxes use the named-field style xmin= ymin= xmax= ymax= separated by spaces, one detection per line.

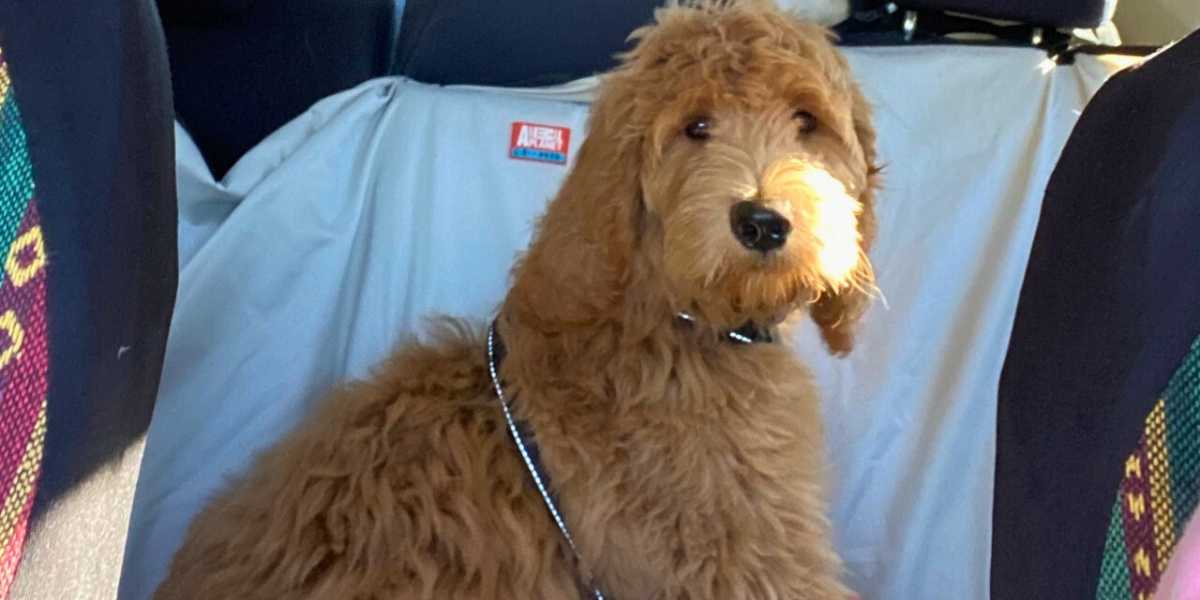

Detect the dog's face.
xmin=648 ymin=98 xmax=871 ymax=324
xmin=588 ymin=1 xmax=878 ymax=353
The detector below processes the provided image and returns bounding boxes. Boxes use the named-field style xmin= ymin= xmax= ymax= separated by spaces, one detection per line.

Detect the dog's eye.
xmin=684 ymin=118 xmax=712 ymax=141
xmin=794 ymin=110 xmax=818 ymax=134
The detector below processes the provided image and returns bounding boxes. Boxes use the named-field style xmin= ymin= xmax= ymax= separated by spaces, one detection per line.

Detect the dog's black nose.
xmin=730 ymin=201 xmax=790 ymax=252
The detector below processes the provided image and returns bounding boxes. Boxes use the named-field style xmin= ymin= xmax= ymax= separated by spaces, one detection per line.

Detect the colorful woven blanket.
xmin=0 ymin=49 xmax=50 ymax=598
xmin=1098 ymin=334 xmax=1200 ymax=599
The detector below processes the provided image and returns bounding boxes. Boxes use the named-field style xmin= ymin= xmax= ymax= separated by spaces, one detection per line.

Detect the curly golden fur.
xmin=155 ymin=1 xmax=879 ymax=598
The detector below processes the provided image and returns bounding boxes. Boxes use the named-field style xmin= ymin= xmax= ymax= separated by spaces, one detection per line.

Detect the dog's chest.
xmin=548 ymin=346 xmax=829 ymax=597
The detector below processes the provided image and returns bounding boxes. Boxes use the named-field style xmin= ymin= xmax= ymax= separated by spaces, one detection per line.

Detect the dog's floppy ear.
xmin=505 ymin=81 xmax=645 ymax=330
xmin=810 ymin=83 xmax=878 ymax=356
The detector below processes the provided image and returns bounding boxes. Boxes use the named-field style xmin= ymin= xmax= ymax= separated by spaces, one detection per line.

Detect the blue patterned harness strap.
xmin=486 ymin=322 xmax=606 ymax=600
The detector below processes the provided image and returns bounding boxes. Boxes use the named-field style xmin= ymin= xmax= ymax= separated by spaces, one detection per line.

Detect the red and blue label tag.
xmin=509 ymin=121 xmax=570 ymax=164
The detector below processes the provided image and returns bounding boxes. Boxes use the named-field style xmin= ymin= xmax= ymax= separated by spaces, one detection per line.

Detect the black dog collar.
xmin=674 ymin=311 xmax=775 ymax=344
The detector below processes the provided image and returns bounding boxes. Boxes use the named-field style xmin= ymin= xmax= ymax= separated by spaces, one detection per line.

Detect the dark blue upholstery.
xmin=897 ymin=0 xmax=1108 ymax=28
xmin=393 ymin=0 xmax=661 ymax=86
xmin=391 ymin=1 xmax=1116 ymax=87
xmin=992 ymin=29 xmax=1200 ymax=599
xmin=0 ymin=0 xmax=176 ymax=523
xmin=159 ymin=0 xmax=397 ymax=178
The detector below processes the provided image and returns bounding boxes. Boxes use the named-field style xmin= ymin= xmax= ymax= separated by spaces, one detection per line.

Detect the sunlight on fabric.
xmin=11 ymin=434 xmax=147 ymax=599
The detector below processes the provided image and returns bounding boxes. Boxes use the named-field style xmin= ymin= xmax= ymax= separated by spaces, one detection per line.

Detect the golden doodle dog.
xmin=157 ymin=1 xmax=879 ymax=597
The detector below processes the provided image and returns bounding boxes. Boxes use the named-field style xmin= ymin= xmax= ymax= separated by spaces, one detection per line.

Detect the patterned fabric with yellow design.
xmin=1097 ymin=334 xmax=1200 ymax=599
xmin=0 ymin=48 xmax=50 ymax=599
